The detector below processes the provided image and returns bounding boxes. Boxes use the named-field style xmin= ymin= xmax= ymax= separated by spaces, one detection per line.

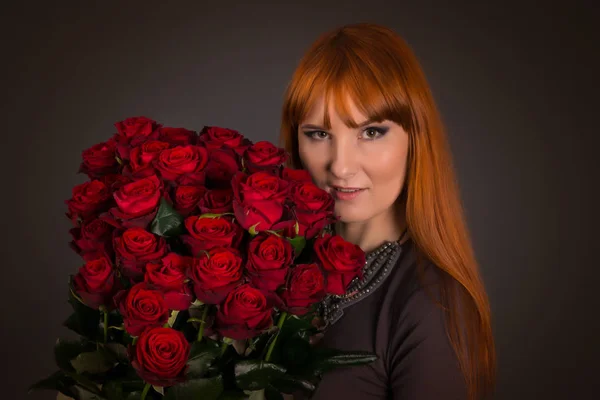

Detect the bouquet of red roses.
xmin=30 ymin=117 xmax=376 ymax=400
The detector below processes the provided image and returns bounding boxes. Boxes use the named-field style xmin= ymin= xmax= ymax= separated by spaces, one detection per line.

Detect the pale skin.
xmin=297 ymin=95 xmax=410 ymax=251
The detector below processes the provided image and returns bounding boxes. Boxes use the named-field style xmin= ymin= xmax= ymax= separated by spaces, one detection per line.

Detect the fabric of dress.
xmin=303 ymin=237 xmax=468 ymax=400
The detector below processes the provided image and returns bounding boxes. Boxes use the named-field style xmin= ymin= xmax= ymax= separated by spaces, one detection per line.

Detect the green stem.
xmin=265 ymin=312 xmax=287 ymax=362
xmin=140 ymin=383 xmax=151 ymax=400
xmin=220 ymin=341 xmax=229 ymax=356
xmin=102 ymin=309 xmax=108 ymax=344
xmin=197 ymin=305 xmax=209 ymax=342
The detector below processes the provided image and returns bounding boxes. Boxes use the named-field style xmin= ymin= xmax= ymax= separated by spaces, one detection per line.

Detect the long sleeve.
xmin=388 ymin=285 xmax=468 ymax=400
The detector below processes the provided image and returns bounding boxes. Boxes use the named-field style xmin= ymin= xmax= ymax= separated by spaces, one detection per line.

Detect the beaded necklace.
xmin=318 ymin=227 xmax=410 ymax=328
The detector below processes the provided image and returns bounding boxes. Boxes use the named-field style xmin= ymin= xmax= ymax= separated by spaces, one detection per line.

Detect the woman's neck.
xmin=334 ymin=203 xmax=408 ymax=253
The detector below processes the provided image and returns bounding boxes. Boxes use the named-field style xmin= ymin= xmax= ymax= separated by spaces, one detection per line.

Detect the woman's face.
xmin=297 ymin=96 xmax=409 ymax=225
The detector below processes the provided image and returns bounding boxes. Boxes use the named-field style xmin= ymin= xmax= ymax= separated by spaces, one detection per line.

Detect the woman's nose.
xmin=328 ymin=139 xmax=357 ymax=179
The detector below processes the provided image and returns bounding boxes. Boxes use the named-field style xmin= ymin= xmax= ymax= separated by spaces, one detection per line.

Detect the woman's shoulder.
xmin=383 ymin=241 xmax=468 ymax=399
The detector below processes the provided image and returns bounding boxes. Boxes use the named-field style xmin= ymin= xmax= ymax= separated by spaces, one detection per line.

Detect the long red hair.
xmin=279 ymin=23 xmax=496 ymax=400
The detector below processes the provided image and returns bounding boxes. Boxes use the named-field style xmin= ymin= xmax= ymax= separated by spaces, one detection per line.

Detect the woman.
xmin=279 ymin=23 xmax=496 ymax=400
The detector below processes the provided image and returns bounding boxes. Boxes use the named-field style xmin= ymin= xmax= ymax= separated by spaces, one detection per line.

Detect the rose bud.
xmin=188 ymin=247 xmax=244 ymax=304
xmin=289 ymin=181 xmax=335 ymax=239
xmin=145 ymin=253 xmax=194 ymax=310
xmin=281 ymin=263 xmax=327 ymax=316
xmin=231 ymin=171 xmax=289 ymax=232
xmin=115 ymin=283 xmax=169 ymax=337
xmin=197 ymin=126 xmax=251 ymax=155
xmin=214 ymin=284 xmax=273 ymax=340
xmin=158 ymin=127 xmax=197 ymax=146
xmin=114 ymin=227 xmax=168 ymax=280
xmin=243 ymin=141 xmax=288 ymax=175
xmin=245 ymin=233 xmax=293 ymax=294
xmin=314 ymin=233 xmax=366 ymax=295
xmin=72 ymin=254 xmax=118 ymax=310
xmin=114 ymin=116 xmax=161 ymax=160
xmin=79 ymin=138 xmax=120 ymax=178
xmin=130 ymin=327 xmax=190 ymax=386
xmin=171 ymin=185 xmax=206 ymax=216
xmin=198 ymin=188 xmax=234 ymax=214
xmin=154 ymin=145 xmax=209 ymax=185
xmin=204 ymin=147 xmax=241 ymax=189
xmin=281 ymin=167 xmax=312 ymax=183
xmin=123 ymin=140 xmax=170 ymax=179
xmin=108 ymin=175 xmax=163 ymax=229
xmin=65 ymin=180 xmax=112 ymax=225
xmin=69 ymin=218 xmax=114 ymax=259
xmin=181 ymin=215 xmax=244 ymax=255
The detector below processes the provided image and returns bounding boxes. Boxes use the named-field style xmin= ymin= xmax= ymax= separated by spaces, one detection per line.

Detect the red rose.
xmin=232 ymin=172 xmax=289 ymax=232
xmin=158 ymin=127 xmax=197 ymax=146
xmin=281 ymin=167 xmax=312 ymax=183
xmin=69 ymin=218 xmax=114 ymax=259
xmin=171 ymin=185 xmax=206 ymax=216
xmin=281 ymin=263 xmax=326 ymax=315
xmin=130 ymin=327 xmax=190 ymax=386
xmin=245 ymin=233 xmax=293 ymax=294
xmin=243 ymin=141 xmax=287 ymax=174
xmin=79 ymin=138 xmax=120 ymax=178
xmin=114 ymin=228 xmax=168 ymax=279
xmin=66 ymin=180 xmax=112 ymax=225
xmin=181 ymin=216 xmax=244 ymax=256
xmin=198 ymin=126 xmax=250 ymax=155
xmin=155 ymin=145 xmax=209 ymax=185
xmin=116 ymin=283 xmax=169 ymax=336
xmin=188 ymin=247 xmax=244 ymax=304
xmin=108 ymin=175 xmax=162 ymax=228
xmin=289 ymin=181 xmax=335 ymax=239
xmin=198 ymin=188 xmax=234 ymax=214
xmin=145 ymin=253 xmax=193 ymax=310
xmin=124 ymin=140 xmax=170 ymax=179
xmin=314 ymin=234 xmax=365 ymax=295
xmin=114 ymin=117 xmax=161 ymax=160
xmin=100 ymin=174 xmax=132 ymax=193
xmin=205 ymin=147 xmax=241 ymax=188
xmin=115 ymin=116 xmax=159 ymax=138
xmin=72 ymin=255 xmax=118 ymax=309
xmin=214 ymin=284 xmax=273 ymax=340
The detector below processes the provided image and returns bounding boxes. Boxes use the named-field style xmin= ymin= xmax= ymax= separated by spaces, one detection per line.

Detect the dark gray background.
xmin=2 ymin=1 xmax=598 ymax=399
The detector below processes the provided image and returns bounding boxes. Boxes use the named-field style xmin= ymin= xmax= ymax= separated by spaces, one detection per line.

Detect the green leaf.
xmin=264 ymin=385 xmax=284 ymax=400
xmin=216 ymin=391 xmax=248 ymax=399
xmin=62 ymin=371 xmax=104 ymax=396
xmin=164 ymin=375 xmax=224 ymax=400
xmin=66 ymin=280 xmax=102 ymax=340
xmin=287 ymin=236 xmax=306 ymax=257
xmin=306 ymin=349 xmax=378 ymax=376
xmin=234 ymin=360 xmax=287 ymax=391
xmin=70 ymin=350 xmax=116 ymax=375
xmin=103 ymin=343 xmax=128 ymax=363
xmin=150 ymin=198 xmax=185 ymax=237
xmin=28 ymin=370 xmax=77 ymax=397
xmin=271 ymin=375 xmax=316 ymax=394
xmin=124 ymin=391 xmax=144 ymax=400
xmin=101 ymin=380 xmax=124 ymax=400
xmin=186 ymin=340 xmax=221 ymax=378
xmin=54 ymin=338 xmax=96 ymax=372
xmin=248 ymin=389 xmax=266 ymax=400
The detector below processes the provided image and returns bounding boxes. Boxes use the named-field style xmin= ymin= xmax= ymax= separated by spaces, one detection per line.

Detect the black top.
xmin=305 ymin=238 xmax=468 ymax=400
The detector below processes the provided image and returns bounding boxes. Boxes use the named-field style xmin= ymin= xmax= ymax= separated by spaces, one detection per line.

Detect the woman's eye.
xmin=362 ymin=127 xmax=388 ymax=140
xmin=305 ymin=131 xmax=329 ymax=140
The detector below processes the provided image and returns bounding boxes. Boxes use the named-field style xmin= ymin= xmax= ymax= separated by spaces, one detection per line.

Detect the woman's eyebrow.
xmin=300 ymin=119 xmax=378 ymax=130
